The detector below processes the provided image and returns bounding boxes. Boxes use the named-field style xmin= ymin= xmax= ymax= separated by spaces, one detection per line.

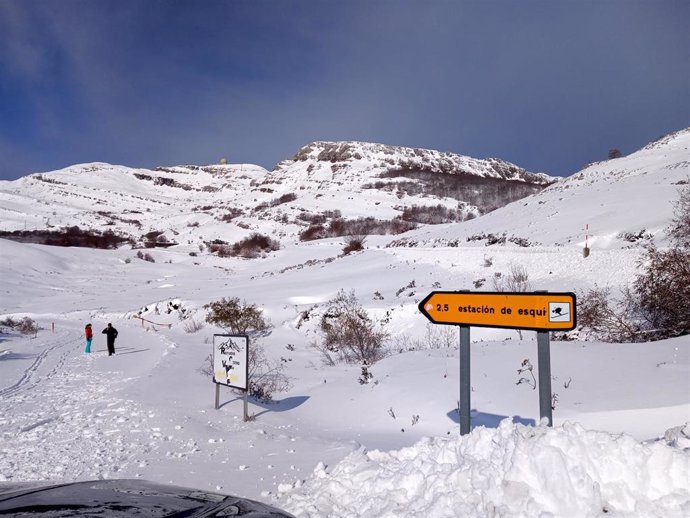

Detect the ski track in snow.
xmin=0 ymin=333 xmax=179 ymax=482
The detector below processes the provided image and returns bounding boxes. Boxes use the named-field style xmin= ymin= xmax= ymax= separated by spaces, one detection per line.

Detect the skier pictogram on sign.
xmin=548 ymin=302 xmax=571 ymax=322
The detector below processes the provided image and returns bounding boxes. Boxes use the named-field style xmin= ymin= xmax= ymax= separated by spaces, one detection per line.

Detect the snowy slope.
xmin=392 ymin=128 xmax=690 ymax=249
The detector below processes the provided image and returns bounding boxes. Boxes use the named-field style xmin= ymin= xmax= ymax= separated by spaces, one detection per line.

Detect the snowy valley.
xmin=0 ymin=132 xmax=689 ymax=517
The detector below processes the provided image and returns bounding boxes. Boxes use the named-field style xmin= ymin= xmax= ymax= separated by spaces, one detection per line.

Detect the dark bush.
xmin=136 ymin=250 xmax=155 ymax=262
xmin=299 ymin=217 xmax=416 ymax=241
xmin=0 ymin=227 xmax=131 ymax=249
xmin=299 ymin=224 xmax=327 ymax=241
xmin=342 ymin=235 xmax=366 ymax=255
xmin=231 ymin=233 xmax=280 ymax=258
xmin=219 ymin=208 xmax=244 ymax=222
xmin=400 ymin=204 xmax=463 ymax=224
xmin=208 ymin=234 xmax=280 ymax=258
xmin=272 ymin=193 xmax=297 ymax=206
xmin=633 ymin=245 xmax=690 ymax=337
xmin=372 ymin=170 xmax=546 ymax=213
xmin=204 ymin=297 xmax=270 ymax=335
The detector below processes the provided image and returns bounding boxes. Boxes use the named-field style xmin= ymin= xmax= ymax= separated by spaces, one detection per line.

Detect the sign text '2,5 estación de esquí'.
xmin=418 ymin=291 xmax=577 ymax=331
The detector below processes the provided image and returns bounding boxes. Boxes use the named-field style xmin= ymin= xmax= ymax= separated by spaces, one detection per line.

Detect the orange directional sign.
xmin=418 ymin=291 xmax=577 ymax=331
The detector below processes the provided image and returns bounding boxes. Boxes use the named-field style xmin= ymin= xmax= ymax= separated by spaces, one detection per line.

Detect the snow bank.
xmin=280 ymin=420 xmax=690 ymax=518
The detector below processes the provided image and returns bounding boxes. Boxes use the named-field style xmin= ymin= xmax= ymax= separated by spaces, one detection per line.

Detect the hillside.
xmin=392 ymin=128 xmax=690 ymax=249
xmin=0 ymin=142 xmax=556 ymax=251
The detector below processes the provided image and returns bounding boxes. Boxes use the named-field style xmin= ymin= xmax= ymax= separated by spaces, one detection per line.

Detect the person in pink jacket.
xmin=84 ymin=324 xmax=93 ymax=353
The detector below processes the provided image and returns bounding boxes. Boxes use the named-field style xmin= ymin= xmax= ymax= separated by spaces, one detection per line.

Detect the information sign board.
xmin=213 ymin=334 xmax=249 ymax=390
xmin=418 ymin=291 xmax=576 ymax=331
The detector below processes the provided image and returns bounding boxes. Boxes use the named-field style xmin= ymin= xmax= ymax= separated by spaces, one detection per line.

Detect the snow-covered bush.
xmin=183 ymin=318 xmax=205 ymax=333
xmin=316 ymin=290 xmax=388 ymax=364
xmin=204 ymin=297 xmax=269 ymax=335
xmin=136 ymin=250 xmax=155 ymax=262
xmin=0 ymin=316 xmax=39 ymax=336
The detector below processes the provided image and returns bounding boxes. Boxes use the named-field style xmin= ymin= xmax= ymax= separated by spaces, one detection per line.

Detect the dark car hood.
xmin=0 ymin=479 xmax=295 ymax=517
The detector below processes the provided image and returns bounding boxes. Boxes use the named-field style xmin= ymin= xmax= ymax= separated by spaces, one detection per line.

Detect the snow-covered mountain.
xmin=0 ymin=141 xmax=556 ymax=249
xmin=1 ymin=132 xmax=687 ymax=254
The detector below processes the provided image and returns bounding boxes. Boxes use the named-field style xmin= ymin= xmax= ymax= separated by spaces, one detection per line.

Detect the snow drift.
xmin=281 ymin=419 xmax=690 ymax=518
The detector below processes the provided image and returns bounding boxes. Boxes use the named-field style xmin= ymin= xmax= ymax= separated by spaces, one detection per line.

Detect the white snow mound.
xmin=281 ymin=419 xmax=690 ymax=518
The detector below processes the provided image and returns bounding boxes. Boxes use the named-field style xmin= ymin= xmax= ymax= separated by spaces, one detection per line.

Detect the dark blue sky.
xmin=1 ymin=0 xmax=688 ymax=180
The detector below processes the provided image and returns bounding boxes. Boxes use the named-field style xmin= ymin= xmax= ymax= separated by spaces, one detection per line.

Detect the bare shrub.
xmin=577 ymin=286 xmax=641 ymax=342
xmin=669 ymin=183 xmax=690 ymax=248
xmin=248 ymin=343 xmax=291 ymax=401
xmin=342 ymin=234 xmax=367 ymax=255
xmin=317 ymin=290 xmax=388 ymax=364
xmin=183 ymin=318 xmax=205 ymax=333
xmin=633 ymin=245 xmax=690 ymax=337
xmin=422 ymin=323 xmax=456 ymax=349
xmin=493 ymin=264 xmax=531 ymax=292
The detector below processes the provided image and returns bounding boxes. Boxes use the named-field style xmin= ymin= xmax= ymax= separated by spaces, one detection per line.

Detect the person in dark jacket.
xmin=102 ymin=323 xmax=118 ymax=356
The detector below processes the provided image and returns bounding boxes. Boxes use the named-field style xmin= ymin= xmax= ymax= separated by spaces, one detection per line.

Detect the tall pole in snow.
xmin=459 ymin=325 xmax=471 ymax=435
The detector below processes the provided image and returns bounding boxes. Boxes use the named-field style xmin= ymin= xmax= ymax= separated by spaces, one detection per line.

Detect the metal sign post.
xmin=537 ymin=331 xmax=553 ymax=425
xmin=418 ymin=291 xmax=576 ymax=434
xmin=459 ymin=325 xmax=471 ymax=435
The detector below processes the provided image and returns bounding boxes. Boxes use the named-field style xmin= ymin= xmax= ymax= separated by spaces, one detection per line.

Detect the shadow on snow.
xmin=446 ymin=408 xmax=535 ymax=429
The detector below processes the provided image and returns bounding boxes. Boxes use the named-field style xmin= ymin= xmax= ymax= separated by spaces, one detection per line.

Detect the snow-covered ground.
xmin=1 ymin=235 xmax=688 ymax=517
xmin=1 ymin=131 xmax=689 ymax=516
